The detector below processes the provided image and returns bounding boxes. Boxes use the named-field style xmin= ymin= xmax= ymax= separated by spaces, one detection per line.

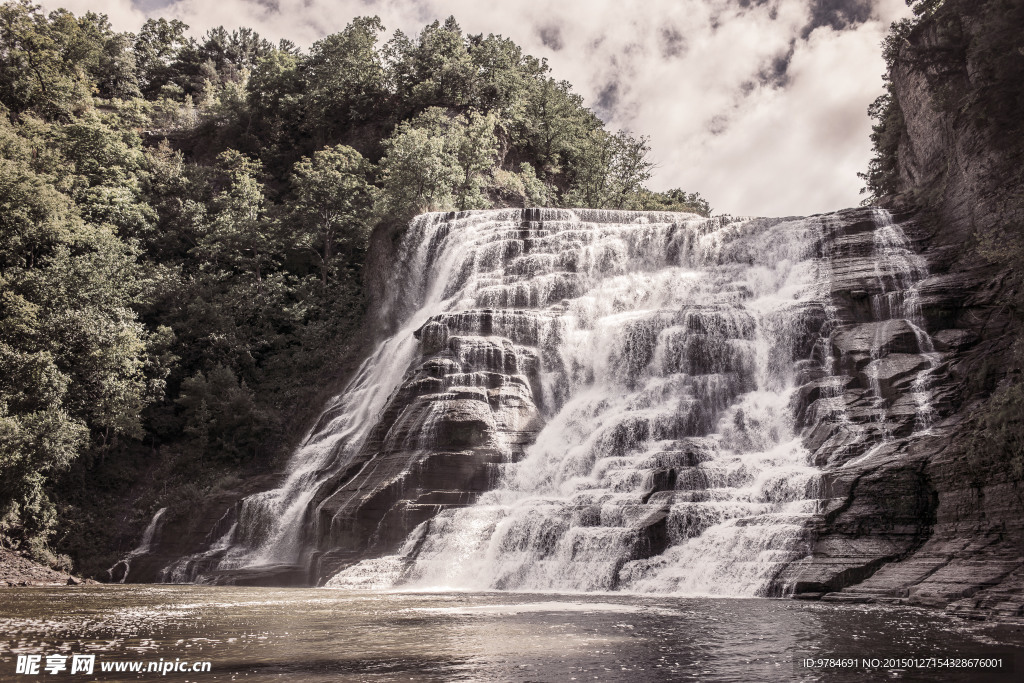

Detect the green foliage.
xmin=176 ymin=365 xmax=273 ymax=464
xmin=0 ymin=150 xmax=154 ymax=554
xmin=380 ymin=107 xmax=500 ymax=214
xmin=562 ymin=130 xmax=655 ymax=209
xmin=303 ymin=17 xmax=388 ymax=141
xmin=0 ymin=1 xmax=98 ymax=119
xmin=858 ymin=92 xmax=904 ymax=201
xmin=389 ymin=17 xmax=477 ymax=111
xmin=197 ymin=150 xmax=274 ymax=286
xmin=289 ymin=144 xmax=377 ymax=285
xmin=491 ymin=162 xmax=552 ymax=208
xmin=133 ymin=18 xmax=189 ymax=98
xmin=639 ymin=188 xmax=713 ymax=217
xmin=0 ymin=1 xmax=710 ymax=572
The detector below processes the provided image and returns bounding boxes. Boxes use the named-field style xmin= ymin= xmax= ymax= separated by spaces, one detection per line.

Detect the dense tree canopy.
xmin=0 ymin=0 xmax=710 ymax=573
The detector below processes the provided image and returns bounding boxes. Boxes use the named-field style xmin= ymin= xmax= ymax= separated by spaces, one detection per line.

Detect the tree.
xmin=289 ymin=144 xmax=377 ymax=287
xmin=640 ymin=188 xmax=712 ymax=217
xmin=133 ymin=17 xmax=189 ymax=98
xmin=403 ymin=17 xmax=477 ymax=111
xmin=466 ymin=34 xmax=539 ymax=117
xmin=94 ymin=30 xmax=140 ymax=100
xmin=0 ymin=154 xmax=155 ymax=555
xmin=155 ymin=25 xmax=274 ymax=101
xmin=378 ymin=108 xmax=458 ymax=214
xmin=176 ymin=365 xmax=271 ymax=464
xmin=452 ymin=110 xmax=498 ymax=210
xmin=245 ymin=47 xmax=303 ymax=158
xmin=0 ymin=1 xmax=95 ymax=119
xmin=604 ymin=131 xmax=653 ymax=208
xmin=562 ymin=130 xmax=654 ymax=209
xmin=378 ymin=107 xmax=498 ymax=215
xmin=194 ymin=150 xmax=275 ymax=292
xmin=513 ymin=74 xmax=602 ymax=184
xmin=303 ymin=17 xmax=389 ymax=143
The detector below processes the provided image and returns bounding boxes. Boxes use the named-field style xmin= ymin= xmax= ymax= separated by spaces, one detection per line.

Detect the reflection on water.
xmin=0 ymin=586 xmax=1021 ymax=681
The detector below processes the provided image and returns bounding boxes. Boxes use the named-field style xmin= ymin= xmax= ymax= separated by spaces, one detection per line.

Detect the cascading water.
xmin=109 ymin=507 xmax=166 ymax=583
xmin=311 ymin=208 xmax=836 ymax=595
xmin=159 ymin=207 xmax=946 ymax=594
xmin=865 ymin=208 xmax=941 ymax=437
xmin=162 ymin=211 xmax=503 ymax=582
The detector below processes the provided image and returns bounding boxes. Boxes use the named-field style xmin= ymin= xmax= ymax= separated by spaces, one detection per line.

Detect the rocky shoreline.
xmin=0 ymin=547 xmax=96 ymax=588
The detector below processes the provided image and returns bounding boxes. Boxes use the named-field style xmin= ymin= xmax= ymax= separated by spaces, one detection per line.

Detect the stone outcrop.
xmin=773 ymin=10 xmax=1024 ymax=620
xmin=886 ymin=11 xmax=1024 ymax=246
xmin=770 ymin=199 xmax=1023 ymax=620
xmin=0 ymin=546 xmax=93 ymax=587
xmin=305 ymin=327 xmax=545 ymax=580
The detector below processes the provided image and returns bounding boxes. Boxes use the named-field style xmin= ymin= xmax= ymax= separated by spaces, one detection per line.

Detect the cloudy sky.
xmin=41 ymin=0 xmax=911 ymax=217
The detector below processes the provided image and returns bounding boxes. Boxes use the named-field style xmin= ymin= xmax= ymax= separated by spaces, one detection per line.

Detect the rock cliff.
xmin=776 ymin=7 xmax=1024 ymax=619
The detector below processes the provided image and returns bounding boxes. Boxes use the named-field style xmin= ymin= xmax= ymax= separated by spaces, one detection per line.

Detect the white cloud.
xmin=39 ymin=0 xmax=911 ymax=216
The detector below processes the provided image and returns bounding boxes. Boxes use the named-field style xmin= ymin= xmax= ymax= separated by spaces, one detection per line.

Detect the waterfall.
xmin=866 ymin=208 xmax=941 ymax=437
xmin=162 ymin=207 xmax=943 ymax=594
xmin=311 ymin=208 xmax=834 ymax=595
xmin=109 ymin=507 xmax=166 ymax=583
xmin=161 ymin=211 xmax=514 ymax=582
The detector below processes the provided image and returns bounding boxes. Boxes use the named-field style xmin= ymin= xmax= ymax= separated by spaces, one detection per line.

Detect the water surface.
xmin=1 ymin=586 xmax=1021 ymax=681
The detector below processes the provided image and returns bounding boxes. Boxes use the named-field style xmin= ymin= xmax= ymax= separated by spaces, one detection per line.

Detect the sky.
xmin=40 ymin=0 xmax=912 ymax=217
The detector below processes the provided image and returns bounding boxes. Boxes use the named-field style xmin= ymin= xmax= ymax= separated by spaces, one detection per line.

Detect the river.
xmin=1 ymin=586 xmax=1021 ymax=681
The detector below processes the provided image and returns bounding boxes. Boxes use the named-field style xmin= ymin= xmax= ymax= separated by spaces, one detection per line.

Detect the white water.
xmin=115 ymin=507 xmax=167 ymax=583
xmin=158 ymin=208 xmax=944 ymax=594
xmin=867 ymin=208 xmax=942 ymax=436
xmin=164 ymin=212 xmax=523 ymax=581
xmin=135 ymin=508 xmax=167 ymax=555
xmin=313 ymin=209 xmax=837 ymax=595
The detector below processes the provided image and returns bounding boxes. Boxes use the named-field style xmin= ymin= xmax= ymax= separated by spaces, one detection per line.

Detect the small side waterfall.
xmin=866 ymin=208 xmax=941 ymax=436
xmin=109 ymin=507 xmax=166 ymax=583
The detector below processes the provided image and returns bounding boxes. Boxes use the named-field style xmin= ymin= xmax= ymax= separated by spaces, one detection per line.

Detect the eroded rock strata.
xmin=122 ymin=200 xmax=1019 ymax=624
xmin=774 ymin=8 xmax=1024 ymax=617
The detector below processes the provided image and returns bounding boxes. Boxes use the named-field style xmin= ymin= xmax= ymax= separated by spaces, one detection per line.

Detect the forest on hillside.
xmin=0 ymin=0 xmax=710 ymax=574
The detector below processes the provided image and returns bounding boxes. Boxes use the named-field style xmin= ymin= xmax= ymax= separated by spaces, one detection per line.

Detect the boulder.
xmin=857 ymin=353 xmax=932 ymax=401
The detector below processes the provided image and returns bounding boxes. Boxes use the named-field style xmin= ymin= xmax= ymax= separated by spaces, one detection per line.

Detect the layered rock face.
xmin=776 ymin=9 xmax=1024 ymax=618
xmin=142 ymin=205 xmax=942 ymax=590
xmin=773 ymin=208 xmax=1022 ymax=612
xmin=888 ymin=13 xmax=1024 ymax=248
xmin=123 ymin=202 xmax=1020 ymax=622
